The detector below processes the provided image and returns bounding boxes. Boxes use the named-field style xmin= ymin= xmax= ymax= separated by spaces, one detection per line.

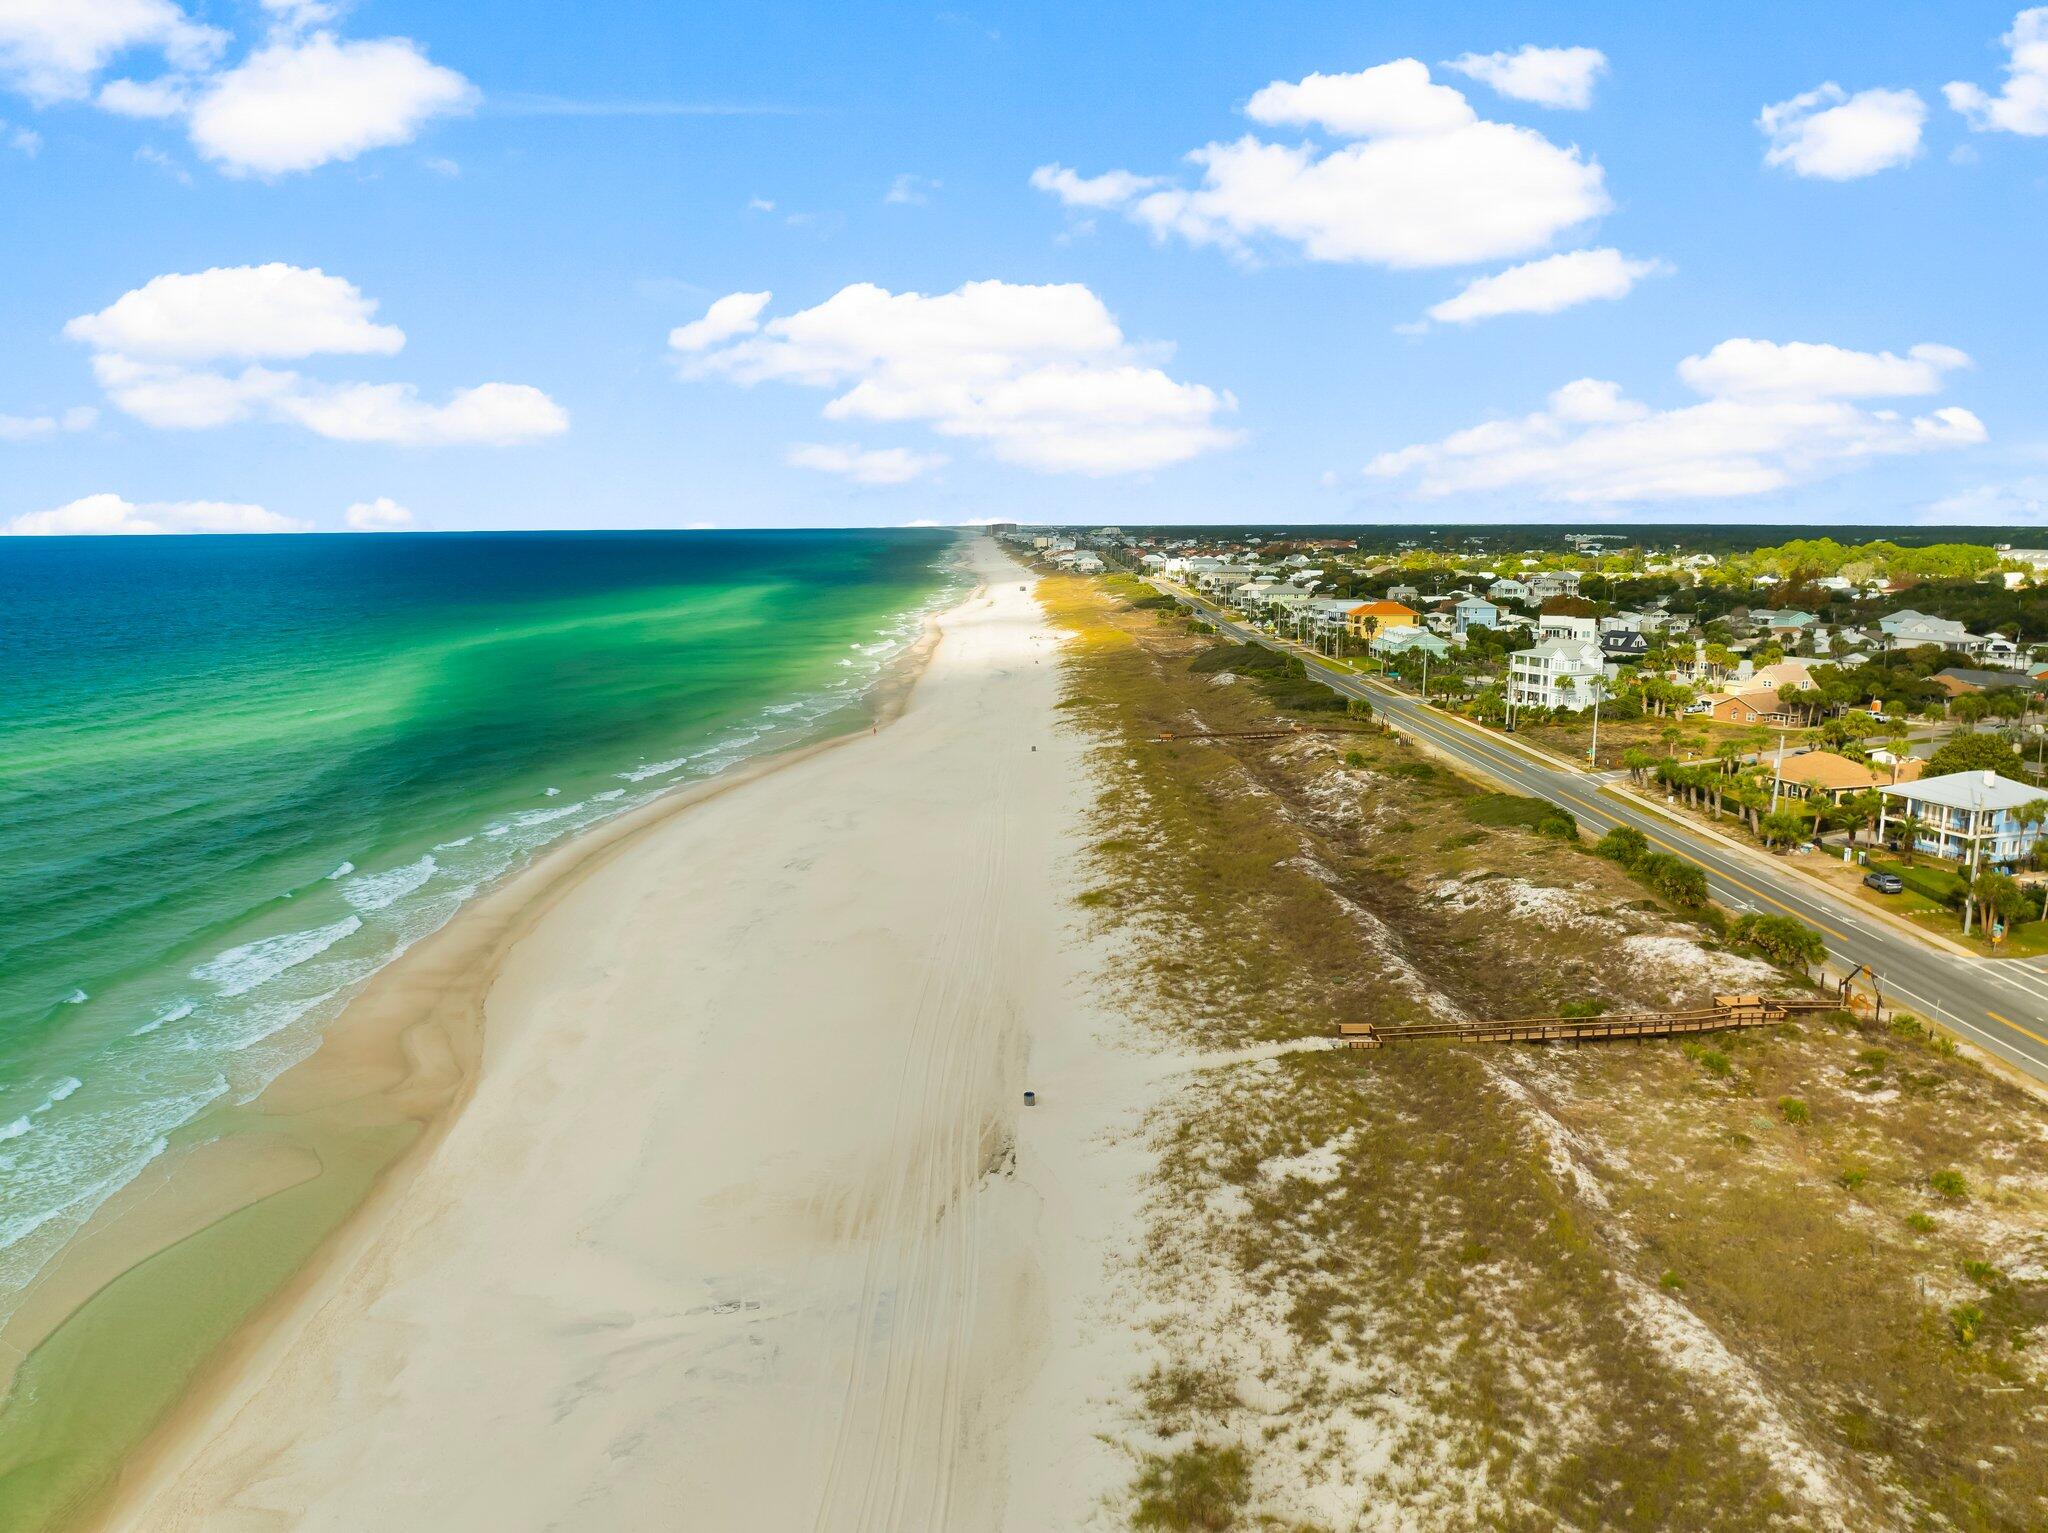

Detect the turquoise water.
xmin=0 ymin=529 xmax=961 ymax=1310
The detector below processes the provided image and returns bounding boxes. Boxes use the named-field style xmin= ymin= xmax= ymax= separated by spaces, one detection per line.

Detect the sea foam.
xmin=191 ymin=917 xmax=363 ymax=998
xmin=342 ymin=855 xmax=438 ymax=912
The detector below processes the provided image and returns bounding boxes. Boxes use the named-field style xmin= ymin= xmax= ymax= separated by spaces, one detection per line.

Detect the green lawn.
xmin=1859 ymin=853 xmax=2048 ymax=956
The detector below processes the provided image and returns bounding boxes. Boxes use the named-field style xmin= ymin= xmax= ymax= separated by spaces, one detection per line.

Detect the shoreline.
xmin=80 ymin=537 xmax=1142 ymax=1530
xmin=0 ymin=564 xmax=957 ymax=1533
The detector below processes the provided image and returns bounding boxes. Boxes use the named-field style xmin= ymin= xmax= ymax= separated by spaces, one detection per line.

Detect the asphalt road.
xmin=1152 ymin=581 xmax=2048 ymax=1084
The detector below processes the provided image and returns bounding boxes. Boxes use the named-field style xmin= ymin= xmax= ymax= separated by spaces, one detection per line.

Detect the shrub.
xmin=1728 ymin=913 xmax=1827 ymax=970
xmin=1837 ymin=1164 xmax=1868 ymax=1191
xmin=1963 ymin=1259 xmax=2001 ymax=1288
xmin=1560 ymin=999 xmax=1607 ymax=1018
xmin=1929 ymin=1169 xmax=1969 ymax=1200
xmin=1638 ymin=852 xmax=1709 ymax=910
xmin=1465 ymin=793 xmax=1575 ymax=839
xmin=1681 ymin=1041 xmax=1732 ymax=1077
xmin=1343 ymin=750 xmax=1367 ymax=769
xmin=1189 ymin=642 xmax=1289 ymax=678
xmin=1778 ymin=1096 xmax=1810 ymax=1126
xmin=1949 ymin=1302 xmax=1986 ymax=1347
xmin=1259 ymin=676 xmax=1348 ymax=714
xmin=1906 ymin=1212 xmax=1937 ymax=1233
xmin=1131 ymin=1442 xmax=1252 ymax=1531
xmin=1660 ymin=1269 xmax=1686 ymax=1291
xmin=1594 ymin=825 xmax=1648 ymax=868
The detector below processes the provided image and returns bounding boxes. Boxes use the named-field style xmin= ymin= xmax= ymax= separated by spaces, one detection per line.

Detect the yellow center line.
xmin=1985 ymin=1009 xmax=2048 ymax=1048
xmin=1551 ymin=789 xmax=1855 ymax=944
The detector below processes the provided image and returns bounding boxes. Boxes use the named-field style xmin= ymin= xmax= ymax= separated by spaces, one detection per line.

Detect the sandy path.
xmin=100 ymin=540 xmax=1135 ymax=1532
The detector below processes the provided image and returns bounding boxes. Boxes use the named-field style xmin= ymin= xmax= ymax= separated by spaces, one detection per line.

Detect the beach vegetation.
xmin=1039 ymin=571 xmax=2048 ymax=1531
xmin=1130 ymin=1442 xmax=1252 ymax=1531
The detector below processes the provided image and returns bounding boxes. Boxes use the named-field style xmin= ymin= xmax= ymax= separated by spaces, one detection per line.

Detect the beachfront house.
xmin=1345 ymin=600 xmax=1420 ymax=640
xmin=1453 ymin=596 xmax=1500 ymax=635
xmin=1371 ymin=627 xmax=1451 ymax=660
xmin=1879 ymin=771 xmax=2046 ymax=869
xmin=1488 ymin=577 xmax=1534 ymax=604
xmin=1508 ymin=637 xmax=1606 ymax=712
xmin=1750 ymin=609 xmax=1817 ymax=636
xmin=1770 ymin=750 xmax=1923 ymax=804
xmin=1879 ymin=610 xmax=1988 ymax=656
xmin=1529 ymin=571 xmax=1582 ymax=600
xmin=1744 ymin=660 xmax=1816 ymax=694
xmin=1537 ymin=613 xmax=1598 ymax=645
xmin=1600 ymin=628 xmax=1649 ymax=663
xmin=1695 ymin=688 xmax=1798 ymax=727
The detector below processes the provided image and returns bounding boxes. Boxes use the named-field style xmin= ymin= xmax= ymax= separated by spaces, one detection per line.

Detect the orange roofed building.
xmin=1771 ymin=750 xmax=1925 ymax=803
xmin=1344 ymin=600 xmax=1420 ymax=638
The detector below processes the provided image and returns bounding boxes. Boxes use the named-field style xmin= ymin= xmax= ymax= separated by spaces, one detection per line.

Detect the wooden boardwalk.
xmin=1339 ymin=994 xmax=1837 ymax=1049
xmin=1152 ymin=724 xmax=1375 ymax=744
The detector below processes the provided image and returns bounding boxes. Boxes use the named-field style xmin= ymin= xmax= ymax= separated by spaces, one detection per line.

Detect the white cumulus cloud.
xmin=0 ymin=4 xmax=470 ymax=176
xmin=276 ymin=381 xmax=567 ymax=446
xmin=96 ymin=74 xmax=188 ymax=116
xmin=344 ymin=496 xmax=416 ymax=530
xmin=65 ymin=263 xmax=406 ymax=361
xmin=1034 ymin=58 xmax=1609 ymax=268
xmin=0 ymin=0 xmax=224 ymax=103
xmin=1946 ymin=8 xmax=2048 ymax=135
xmin=1445 ymin=46 xmax=1608 ymax=110
xmin=3 ymin=492 xmax=307 ymax=535
xmin=70 ymin=264 xmax=566 ymax=445
xmin=668 ymin=291 xmax=771 ymax=353
xmin=1759 ymin=83 xmax=1925 ymax=179
xmin=188 ymin=31 xmax=475 ymax=176
xmin=1365 ymin=339 xmax=1985 ymax=505
xmin=678 ymin=279 xmax=1241 ymax=476
xmin=1425 ymin=248 xmax=1669 ymax=325
xmin=1674 ymin=339 xmax=1969 ymax=400
xmin=786 ymin=443 xmax=946 ymax=485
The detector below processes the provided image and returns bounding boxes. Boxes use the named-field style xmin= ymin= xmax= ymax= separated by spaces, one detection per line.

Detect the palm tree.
xmin=2016 ymin=797 xmax=2048 ymax=871
xmin=1898 ymin=810 xmax=1924 ymax=866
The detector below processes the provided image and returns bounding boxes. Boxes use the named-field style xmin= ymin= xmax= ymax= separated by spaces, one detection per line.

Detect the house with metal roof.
xmin=1878 ymin=770 xmax=2047 ymax=868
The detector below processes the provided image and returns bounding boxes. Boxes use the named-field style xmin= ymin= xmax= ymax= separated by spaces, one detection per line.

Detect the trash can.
xmin=1023 ymin=1090 xmax=1036 ymax=1107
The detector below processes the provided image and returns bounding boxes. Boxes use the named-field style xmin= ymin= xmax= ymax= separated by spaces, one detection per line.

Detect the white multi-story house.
xmin=1488 ymin=577 xmax=1534 ymax=604
xmin=1537 ymin=613 xmax=1598 ymax=644
xmin=1529 ymin=570 xmax=1583 ymax=600
xmin=1879 ymin=771 xmax=2046 ymax=870
xmin=1509 ymin=637 xmax=1607 ymax=712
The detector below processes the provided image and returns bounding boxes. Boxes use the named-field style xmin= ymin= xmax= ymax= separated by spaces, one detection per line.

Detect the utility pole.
xmin=1587 ymin=678 xmax=1603 ymax=763
xmin=1769 ymin=727 xmax=1788 ymax=813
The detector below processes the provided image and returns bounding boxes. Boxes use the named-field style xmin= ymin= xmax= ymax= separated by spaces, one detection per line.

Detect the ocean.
xmin=0 ymin=529 xmax=962 ymax=1321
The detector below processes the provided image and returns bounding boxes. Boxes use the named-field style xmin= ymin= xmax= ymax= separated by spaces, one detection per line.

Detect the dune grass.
xmin=1045 ymin=571 xmax=2048 ymax=1532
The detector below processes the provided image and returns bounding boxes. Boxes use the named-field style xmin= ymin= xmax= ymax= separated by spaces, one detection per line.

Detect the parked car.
xmin=1863 ymin=871 xmax=1904 ymax=894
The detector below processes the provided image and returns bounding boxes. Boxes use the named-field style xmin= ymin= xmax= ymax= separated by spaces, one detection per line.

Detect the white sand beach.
xmin=98 ymin=540 xmax=1150 ymax=1532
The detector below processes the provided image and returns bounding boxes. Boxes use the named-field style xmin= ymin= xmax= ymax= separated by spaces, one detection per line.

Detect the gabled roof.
xmin=1774 ymin=751 xmax=1921 ymax=792
xmin=1882 ymin=770 xmax=2045 ymax=812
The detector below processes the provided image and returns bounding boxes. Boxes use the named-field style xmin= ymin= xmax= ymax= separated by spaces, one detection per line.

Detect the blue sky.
xmin=2 ymin=0 xmax=2047 ymax=532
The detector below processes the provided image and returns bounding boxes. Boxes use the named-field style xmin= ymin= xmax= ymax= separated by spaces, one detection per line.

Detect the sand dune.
xmin=99 ymin=540 xmax=1142 ymax=1531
